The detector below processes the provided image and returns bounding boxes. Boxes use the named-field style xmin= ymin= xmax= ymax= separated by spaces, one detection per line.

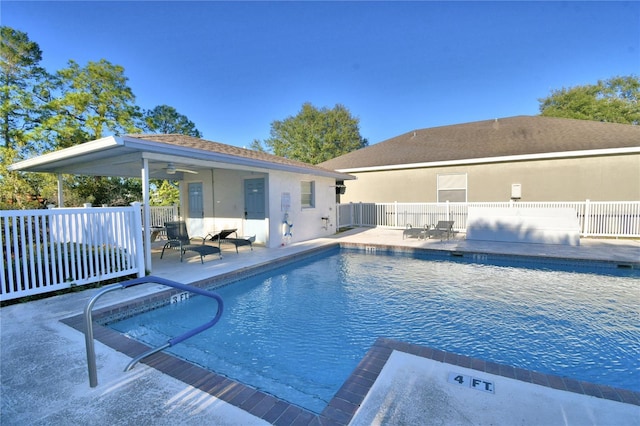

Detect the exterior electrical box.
xmin=511 ymin=184 xmax=522 ymax=200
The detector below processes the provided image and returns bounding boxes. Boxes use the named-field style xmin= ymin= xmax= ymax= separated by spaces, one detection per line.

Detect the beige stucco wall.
xmin=339 ymin=154 xmax=640 ymax=203
xmin=181 ymin=169 xmax=264 ymax=239
xmin=180 ymin=168 xmax=338 ymax=248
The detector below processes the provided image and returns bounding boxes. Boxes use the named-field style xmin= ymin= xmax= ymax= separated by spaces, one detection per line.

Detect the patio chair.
xmin=402 ymin=224 xmax=428 ymax=240
xmin=161 ymin=221 xmax=221 ymax=263
xmin=428 ymin=221 xmax=455 ymax=240
xmin=208 ymin=229 xmax=255 ymax=253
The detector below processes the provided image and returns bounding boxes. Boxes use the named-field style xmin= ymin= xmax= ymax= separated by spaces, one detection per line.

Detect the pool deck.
xmin=1 ymin=228 xmax=639 ymax=425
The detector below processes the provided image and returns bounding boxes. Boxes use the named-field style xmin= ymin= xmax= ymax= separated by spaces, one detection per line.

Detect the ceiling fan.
xmin=164 ymin=162 xmax=198 ymax=175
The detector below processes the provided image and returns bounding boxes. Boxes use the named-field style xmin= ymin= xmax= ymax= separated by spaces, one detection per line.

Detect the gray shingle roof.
xmin=126 ymin=133 xmax=351 ymax=177
xmin=318 ymin=116 xmax=640 ymax=171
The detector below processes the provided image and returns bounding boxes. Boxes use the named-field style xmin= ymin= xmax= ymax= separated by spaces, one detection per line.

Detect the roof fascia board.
xmin=335 ymin=147 xmax=640 ymax=173
xmin=9 ymin=136 xmax=121 ymax=171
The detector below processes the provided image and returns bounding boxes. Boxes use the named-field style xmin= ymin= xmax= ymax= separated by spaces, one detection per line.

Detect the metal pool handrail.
xmin=84 ymin=276 xmax=224 ymax=387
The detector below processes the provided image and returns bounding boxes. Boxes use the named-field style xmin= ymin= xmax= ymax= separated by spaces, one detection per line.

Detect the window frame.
xmin=437 ymin=173 xmax=468 ymax=202
xmin=301 ymin=180 xmax=315 ymax=208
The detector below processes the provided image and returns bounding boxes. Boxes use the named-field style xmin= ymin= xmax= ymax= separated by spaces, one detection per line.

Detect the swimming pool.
xmin=108 ymin=247 xmax=640 ymax=414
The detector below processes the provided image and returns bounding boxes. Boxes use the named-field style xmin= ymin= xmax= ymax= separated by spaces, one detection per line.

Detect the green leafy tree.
xmin=39 ymin=59 xmax=141 ymax=149
xmin=142 ymin=104 xmax=202 ymax=137
xmin=0 ymin=147 xmax=41 ymax=208
xmin=255 ymin=102 xmax=368 ymax=164
xmin=34 ymin=59 xmax=144 ymax=206
xmin=69 ymin=176 xmax=143 ymax=207
xmin=0 ymin=26 xmax=50 ymax=151
xmin=151 ymin=180 xmax=180 ymax=206
xmin=539 ymin=75 xmax=640 ymax=125
xmin=0 ymin=28 xmax=204 ymax=208
xmin=0 ymin=27 xmax=57 ymax=208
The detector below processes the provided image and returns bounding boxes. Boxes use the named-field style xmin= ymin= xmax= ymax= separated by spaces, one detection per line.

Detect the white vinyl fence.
xmin=1 ymin=205 xmax=145 ymax=302
xmin=149 ymin=205 xmax=179 ymax=239
xmin=336 ymin=200 xmax=640 ymax=238
xmin=150 ymin=205 xmax=179 ymax=227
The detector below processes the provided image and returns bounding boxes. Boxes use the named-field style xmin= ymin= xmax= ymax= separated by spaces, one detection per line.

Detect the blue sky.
xmin=3 ymin=1 xmax=639 ymax=147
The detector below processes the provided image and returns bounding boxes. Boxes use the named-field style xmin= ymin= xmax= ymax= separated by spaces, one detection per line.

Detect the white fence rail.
xmin=336 ymin=200 xmax=640 ymax=238
xmin=150 ymin=205 xmax=179 ymax=227
xmin=1 ymin=205 xmax=145 ymax=302
xmin=149 ymin=205 xmax=179 ymax=239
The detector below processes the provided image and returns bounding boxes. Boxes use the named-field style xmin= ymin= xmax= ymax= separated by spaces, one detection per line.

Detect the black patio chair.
xmin=161 ymin=221 xmax=221 ymax=263
xmin=207 ymin=228 xmax=255 ymax=253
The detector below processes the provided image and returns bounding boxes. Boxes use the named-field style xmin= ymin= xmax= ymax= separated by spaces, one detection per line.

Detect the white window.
xmin=437 ymin=173 xmax=467 ymax=202
xmin=301 ymin=181 xmax=315 ymax=208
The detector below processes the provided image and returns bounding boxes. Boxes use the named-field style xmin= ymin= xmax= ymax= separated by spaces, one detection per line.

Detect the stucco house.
xmin=319 ymin=116 xmax=640 ymax=203
xmin=10 ymin=134 xmax=355 ymax=249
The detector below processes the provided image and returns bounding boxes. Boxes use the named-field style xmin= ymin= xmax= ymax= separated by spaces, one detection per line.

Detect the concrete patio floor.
xmin=1 ymin=228 xmax=639 ymax=425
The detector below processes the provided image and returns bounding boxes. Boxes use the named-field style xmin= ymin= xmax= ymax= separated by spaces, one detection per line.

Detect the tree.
xmin=0 ymin=27 xmax=204 ymax=208
xmin=142 ymin=105 xmax=202 ymax=137
xmin=32 ymin=59 xmax=144 ymax=206
xmin=39 ymin=59 xmax=141 ymax=149
xmin=256 ymin=102 xmax=368 ymax=164
xmin=539 ymin=75 xmax=640 ymax=125
xmin=0 ymin=27 xmax=57 ymax=208
xmin=0 ymin=147 xmax=41 ymax=208
xmin=151 ymin=180 xmax=180 ymax=206
xmin=0 ymin=26 xmax=50 ymax=151
xmin=67 ymin=175 xmax=142 ymax=206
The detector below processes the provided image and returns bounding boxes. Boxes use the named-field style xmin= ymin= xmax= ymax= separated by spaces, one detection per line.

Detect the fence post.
xmin=394 ymin=201 xmax=398 ymax=228
xmin=583 ymin=199 xmax=591 ymax=237
xmin=131 ymin=202 xmax=146 ymax=277
xmin=446 ymin=201 xmax=450 ymax=221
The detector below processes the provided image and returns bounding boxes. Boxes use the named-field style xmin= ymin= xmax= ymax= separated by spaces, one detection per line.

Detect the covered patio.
xmin=9 ymin=134 xmax=354 ymax=274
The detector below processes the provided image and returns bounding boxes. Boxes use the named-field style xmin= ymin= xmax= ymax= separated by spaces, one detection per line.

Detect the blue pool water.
xmin=110 ymin=249 xmax=640 ymax=413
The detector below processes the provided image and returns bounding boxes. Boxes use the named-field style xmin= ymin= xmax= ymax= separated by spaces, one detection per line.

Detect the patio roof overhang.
xmin=9 ymin=135 xmax=356 ymax=181
xmin=9 ymin=134 xmax=355 ymax=274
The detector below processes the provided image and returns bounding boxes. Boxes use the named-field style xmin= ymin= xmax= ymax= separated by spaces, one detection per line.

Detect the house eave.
xmin=334 ymin=147 xmax=640 ymax=173
xmin=8 ymin=136 xmax=124 ymax=172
